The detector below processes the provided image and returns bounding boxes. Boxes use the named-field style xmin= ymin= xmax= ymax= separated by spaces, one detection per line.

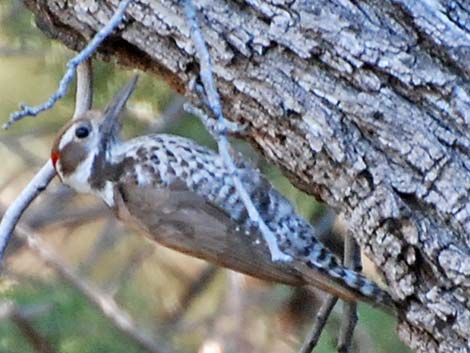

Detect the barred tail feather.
xmin=304 ymin=243 xmax=392 ymax=307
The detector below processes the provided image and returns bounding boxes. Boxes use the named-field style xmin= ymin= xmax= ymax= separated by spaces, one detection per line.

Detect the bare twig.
xmin=0 ymin=161 xmax=55 ymax=259
xmin=353 ymin=325 xmax=374 ymax=353
xmin=0 ymin=301 xmax=57 ymax=353
xmin=14 ymin=224 xmax=170 ymax=353
xmin=0 ymin=6 xmax=123 ymax=259
xmin=298 ymin=233 xmax=362 ymax=353
xmin=106 ymin=245 xmax=154 ymax=294
xmin=184 ymin=103 xmax=247 ymax=137
xmin=0 ymin=137 xmax=41 ymax=166
xmin=0 ymin=167 xmax=29 ymax=194
xmin=164 ymin=265 xmax=218 ymax=325
xmin=337 ymin=235 xmax=360 ymax=353
xmin=198 ymin=271 xmax=248 ymax=353
xmin=74 ymin=59 xmax=94 ymax=118
xmin=150 ymin=95 xmax=186 ymax=132
xmin=298 ymin=295 xmax=338 ymax=353
xmin=225 ymin=271 xmax=247 ymax=352
xmin=26 ymin=204 xmax=109 ymax=230
xmin=78 ymin=219 xmax=122 ymax=274
xmin=4 ymin=0 xmax=132 ymax=128
xmin=183 ymin=0 xmax=290 ymax=262
xmin=0 ymin=59 xmax=95 ymax=261
xmin=313 ymin=208 xmax=337 ymax=240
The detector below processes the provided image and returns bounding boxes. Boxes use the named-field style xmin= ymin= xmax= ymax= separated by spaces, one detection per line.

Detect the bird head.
xmin=51 ymin=75 xmax=138 ymax=193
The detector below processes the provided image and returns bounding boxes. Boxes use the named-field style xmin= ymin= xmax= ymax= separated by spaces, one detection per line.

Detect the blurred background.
xmin=0 ymin=2 xmax=409 ymax=352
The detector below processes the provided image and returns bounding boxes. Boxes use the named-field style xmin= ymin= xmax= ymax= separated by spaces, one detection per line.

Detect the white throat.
xmin=57 ymin=153 xmax=94 ymax=194
xmin=57 ymin=152 xmax=116 ymax=208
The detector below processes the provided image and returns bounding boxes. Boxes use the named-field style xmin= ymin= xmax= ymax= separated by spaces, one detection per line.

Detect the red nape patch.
xmin=51 ymin=150 xmax=60 ymax=168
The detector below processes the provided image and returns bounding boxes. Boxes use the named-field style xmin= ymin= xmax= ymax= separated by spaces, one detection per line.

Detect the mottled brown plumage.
xmin=51 ymin=76 xmax=391 ymax=307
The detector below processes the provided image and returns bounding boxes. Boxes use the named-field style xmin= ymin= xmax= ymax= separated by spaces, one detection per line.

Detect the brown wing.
xmin=112 ymin=180 xmax=367 ymax=302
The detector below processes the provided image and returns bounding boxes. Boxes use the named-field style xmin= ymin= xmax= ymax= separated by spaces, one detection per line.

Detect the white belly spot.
xmin=97 ymin=181 xmax=115 ymax=207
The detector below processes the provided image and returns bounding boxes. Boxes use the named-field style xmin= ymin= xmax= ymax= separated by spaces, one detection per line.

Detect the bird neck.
xmin=58 ymin=141 xmax=118 ymax=207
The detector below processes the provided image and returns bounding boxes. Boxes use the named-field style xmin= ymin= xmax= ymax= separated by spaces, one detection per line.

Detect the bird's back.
xmin=107 ymin=134 xmax=391 ymax=306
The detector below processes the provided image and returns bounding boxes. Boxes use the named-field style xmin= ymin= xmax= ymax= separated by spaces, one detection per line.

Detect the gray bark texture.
xmin=22 ymin=0 xmax=470 ymax=352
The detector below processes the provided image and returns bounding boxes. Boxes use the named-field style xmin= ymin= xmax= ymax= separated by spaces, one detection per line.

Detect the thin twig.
xmin=74 ymin=59 xmax=94 ymax=118
xmin=0 ymin=60 xmax=95 ymax=261
xmin=0 ymin=161 xmax=55 ymax=259
xmin=297 ymin=234 xmax=362 ymax=353
xmin=313 ymin=208 xmax=337 ymax=240
xmin=150 ymin=95 xmax=186 ymax=132
xmin=0 ymin=167 xmax=29 ymax=194
xmin=4 ymin=0 xmax=132 ymax=128
xmin=78 ymin=219 xmax=122 ymax=274
xmin=0 ymin=137 xmax=41 ymax=166
xmin=225 ymin=271 xmax=247 ymax=353
xmin=298 ymin=221 xmax=364 ymax=353
xmin=0 ymin=301 xmax=57 ymax=353
xmin=353 ymin=324 xmax=374 ymax=353
xmin=184 ymin=103 xmax=247 ymax=137
xmin=337 ymin=235 xmax=360 ymax=353
xmin=183 ymin=0 xmax=290 ymax=262
xmin=298 ymin=295 xmax=338 ymax=353
xmin=164 ymin=265 xmax=218 ymax=325
xmin=14 ymin=224 xmax=170 ymax=353
xmin=27 ymin=204 xmax=109 ymax=229
xmin=107 ymin=245 xmax=154 ymax=294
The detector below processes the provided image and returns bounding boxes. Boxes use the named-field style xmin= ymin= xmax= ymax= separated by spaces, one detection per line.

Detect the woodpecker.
xmin=51 ymin=76 xmax=391 ymax=306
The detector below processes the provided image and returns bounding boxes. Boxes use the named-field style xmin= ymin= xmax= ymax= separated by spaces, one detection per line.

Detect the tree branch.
xmin=0 ymin=162 xmax=55 ymax=259
xmin=3 ymin=0 xmax=132 ymax=129
xmin=298 ymin=295 xmax=338 ymax=353
xmin=337 ymin=235 xmax=360 ymax=353
xmin=16 ymin=1 xmax=470 ymax=351
xmin=0 ymin=58 xmax=95 ymax=261
xmin=0 ymin=301 xmax=57 ymax=353
xmin=164 ymin=265 xmax=218 ymax=326
xmin=14 ymin=224 xmax=170 ymax=353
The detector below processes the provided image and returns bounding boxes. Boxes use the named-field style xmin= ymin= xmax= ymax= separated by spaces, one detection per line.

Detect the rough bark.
xmin=22 ymin=1 xmax=470 ymax=352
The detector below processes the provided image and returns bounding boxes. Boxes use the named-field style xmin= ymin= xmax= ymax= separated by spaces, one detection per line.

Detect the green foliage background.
xmin=0 ymin=2 xmax=410 ymax=353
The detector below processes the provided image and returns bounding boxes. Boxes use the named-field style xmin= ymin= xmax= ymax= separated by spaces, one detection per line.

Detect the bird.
xmin=50 ymin=75 xmax=391 ymax=307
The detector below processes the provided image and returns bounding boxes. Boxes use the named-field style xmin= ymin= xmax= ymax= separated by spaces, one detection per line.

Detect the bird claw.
xmin=265 ymin=239 xmax=292 ymax=263
xmin=271 ymin=251 xmax=293 ymax=263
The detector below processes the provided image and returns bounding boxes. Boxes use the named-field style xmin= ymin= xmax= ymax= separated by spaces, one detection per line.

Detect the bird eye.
xmin=75 ymin=125 xmax=90 ymax=139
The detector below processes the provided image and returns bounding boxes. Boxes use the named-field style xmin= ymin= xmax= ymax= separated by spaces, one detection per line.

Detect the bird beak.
xmin=100 ymin=74 xmax=139 ymax=144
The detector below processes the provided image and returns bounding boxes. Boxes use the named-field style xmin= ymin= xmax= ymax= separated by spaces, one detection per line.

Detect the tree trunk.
xmin=23 ymin=1 xmax=470 ymax=352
